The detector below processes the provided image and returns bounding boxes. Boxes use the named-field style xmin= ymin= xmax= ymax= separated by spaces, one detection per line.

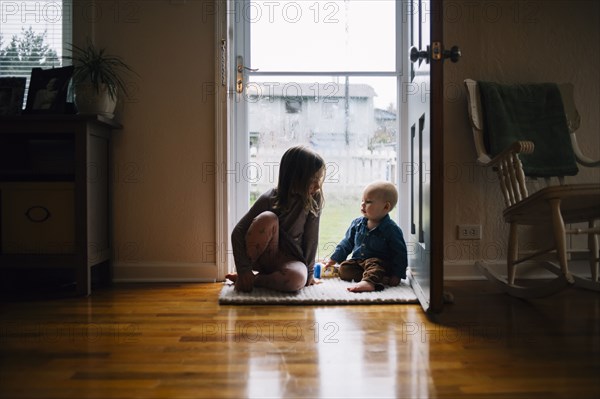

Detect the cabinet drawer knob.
xmin=25 ymin=206 xmax=51 ymax=223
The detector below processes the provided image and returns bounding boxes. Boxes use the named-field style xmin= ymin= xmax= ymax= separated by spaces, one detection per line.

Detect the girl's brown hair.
xmin=273 ymin=146 xmax=325 ymax=216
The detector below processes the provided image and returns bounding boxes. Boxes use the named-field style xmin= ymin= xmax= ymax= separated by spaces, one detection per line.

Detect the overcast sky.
xmin=248 ymin=0 xmax=397 ymax=108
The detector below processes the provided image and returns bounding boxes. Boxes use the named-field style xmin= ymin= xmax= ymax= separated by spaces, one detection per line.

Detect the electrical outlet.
xmin=457 ymin=224 xmax=481 ymax=240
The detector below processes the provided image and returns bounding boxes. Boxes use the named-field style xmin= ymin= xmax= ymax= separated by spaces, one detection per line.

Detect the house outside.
xmin=246 ymin=81 xmax=398 ymax=199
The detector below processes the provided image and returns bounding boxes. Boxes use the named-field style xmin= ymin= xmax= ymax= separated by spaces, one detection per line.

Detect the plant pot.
xmin=74 ymin=83 xmax=117 ymax=119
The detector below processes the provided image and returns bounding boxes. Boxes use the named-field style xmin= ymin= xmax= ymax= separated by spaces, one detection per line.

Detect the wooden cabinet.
xmin=0 ymin=115 xmax=120 ymax=296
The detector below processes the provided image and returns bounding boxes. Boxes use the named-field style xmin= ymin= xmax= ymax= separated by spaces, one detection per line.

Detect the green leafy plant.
xmin=64 ymin=40 xmax=137 ymax=101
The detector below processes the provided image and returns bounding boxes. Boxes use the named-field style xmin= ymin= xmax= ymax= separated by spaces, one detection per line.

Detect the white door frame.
xmin=214 ymin=0 xmax=412 ymax=280
xmin=214 ymin=1 xmax=231 ymax=280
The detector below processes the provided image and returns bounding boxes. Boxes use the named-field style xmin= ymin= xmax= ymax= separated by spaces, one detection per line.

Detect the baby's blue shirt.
xmin=330 ymin=214 xmax=408 ymax=279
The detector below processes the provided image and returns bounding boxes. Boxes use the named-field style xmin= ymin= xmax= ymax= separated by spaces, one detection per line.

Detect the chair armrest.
xmin=481 ymin=140 xmax=534 ymax=207
xmin=479 ymin=140 xmax=535 ymax=167
xmin=570 ymin=133 xmax=600 ymax=167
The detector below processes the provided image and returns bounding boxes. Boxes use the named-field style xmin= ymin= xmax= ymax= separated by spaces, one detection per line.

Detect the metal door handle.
xmin=413 ymin=43 xmax=461 ymax=63
xmin=236 ymin=56 xmax=259 ymax=94
xmin=431 ymin=42 xmax=462 ymax=63
xmin=410 ymin=46 xmax=430 ymax=63
xmin=443 ymin=45 xmax=461 ymax=63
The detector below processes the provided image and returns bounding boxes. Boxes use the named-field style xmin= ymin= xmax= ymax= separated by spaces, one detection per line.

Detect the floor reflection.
xmin=229 ymin=304 xmax=434 ymax=398
xmin=314 ymin=306 xmax=432 ymax=398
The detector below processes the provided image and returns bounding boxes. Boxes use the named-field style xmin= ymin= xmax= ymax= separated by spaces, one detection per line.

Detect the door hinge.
xmin=220 ymin=39 xmax=227 ymax=87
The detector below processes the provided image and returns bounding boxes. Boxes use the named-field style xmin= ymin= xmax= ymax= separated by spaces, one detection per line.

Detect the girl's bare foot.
xmin=227 ymin=271 xmax=256 ymax=292
xmin=347 ymin=280 xmax=376 ymax=292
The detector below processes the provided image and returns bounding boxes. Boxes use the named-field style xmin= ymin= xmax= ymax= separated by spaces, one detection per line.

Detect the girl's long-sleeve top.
xmin=231 ymin=188 xmax=320 ymax=283
xmin=330 ymin=214 xmax=408 ymax=279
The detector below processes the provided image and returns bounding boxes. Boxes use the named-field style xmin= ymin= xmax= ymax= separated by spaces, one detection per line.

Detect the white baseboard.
xmin=112 ymin=262 xmax=218 ymax=283
xmin=444 ymin=260 xmax=594 ymax=281
xmin=111 ymin=260 xmax=592 ymax=283
xmin=443 ymin=262 xmax=489 ymax=280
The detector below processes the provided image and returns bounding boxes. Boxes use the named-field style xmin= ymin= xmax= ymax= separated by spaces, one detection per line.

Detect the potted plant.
xmin=65 ymin=40 xmax=137 ymax=118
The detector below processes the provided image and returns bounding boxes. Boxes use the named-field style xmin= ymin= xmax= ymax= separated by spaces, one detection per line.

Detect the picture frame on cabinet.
xmin=0 ymin=77 xmax=26 ymax=116
xmin=24 ymin=66 xmax=74 ymax=114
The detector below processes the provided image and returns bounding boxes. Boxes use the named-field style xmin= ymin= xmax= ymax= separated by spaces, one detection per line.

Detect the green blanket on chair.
xmin=478 ymin=81 xmax=578 ymax=177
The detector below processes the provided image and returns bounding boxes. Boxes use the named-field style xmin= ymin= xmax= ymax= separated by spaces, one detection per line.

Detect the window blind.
xmin=0 ymin=0 xmax=72 ymax=103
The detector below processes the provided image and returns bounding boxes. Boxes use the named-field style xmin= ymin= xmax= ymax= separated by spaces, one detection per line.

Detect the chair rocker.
xmin=464 ymin=79 xmax=600 ymax=298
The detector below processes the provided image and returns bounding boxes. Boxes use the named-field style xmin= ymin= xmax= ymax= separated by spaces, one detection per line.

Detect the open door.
xmin=407 ymin=0 xmax=459 ymax=312
xmin=219 ymin=0 xmax=458 ymax=313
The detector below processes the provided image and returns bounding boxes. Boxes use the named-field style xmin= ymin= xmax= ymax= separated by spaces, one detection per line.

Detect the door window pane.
xmin=249 ymin=1 xmax=395 ymax=72
xmin=247 ymin=75 xmax=398 ymax=258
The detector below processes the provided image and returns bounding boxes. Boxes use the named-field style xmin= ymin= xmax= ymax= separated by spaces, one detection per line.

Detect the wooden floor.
xmin=1 ymin=280 xmax=599 ymax=399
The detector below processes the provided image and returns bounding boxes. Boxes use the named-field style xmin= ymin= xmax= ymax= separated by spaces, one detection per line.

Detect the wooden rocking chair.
xmin=464 ymin=79 xmax=600 ymax=298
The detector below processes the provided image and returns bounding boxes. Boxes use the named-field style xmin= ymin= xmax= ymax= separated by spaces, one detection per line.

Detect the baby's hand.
xmin=306 ymin=276 xmax=322 ymax=286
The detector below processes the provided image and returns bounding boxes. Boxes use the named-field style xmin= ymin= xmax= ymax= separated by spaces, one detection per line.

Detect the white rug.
xmin=218 ymin=277 xmax=418 ymax=305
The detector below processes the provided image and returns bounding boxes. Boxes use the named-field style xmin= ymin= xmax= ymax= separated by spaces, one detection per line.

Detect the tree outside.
xmin=0 ymin=27 xmax=62 ymax=109
xmin=0 ymin=27 xmax=61 ymax=77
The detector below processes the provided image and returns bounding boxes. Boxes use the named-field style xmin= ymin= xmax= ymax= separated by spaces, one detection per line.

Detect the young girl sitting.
xmin=227 ymin=146 xmax=325 ymax=292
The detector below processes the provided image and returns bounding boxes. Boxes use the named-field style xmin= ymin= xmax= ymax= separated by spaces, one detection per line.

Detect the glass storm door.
xmin=231 ymin=0 xmax=404 ymax=260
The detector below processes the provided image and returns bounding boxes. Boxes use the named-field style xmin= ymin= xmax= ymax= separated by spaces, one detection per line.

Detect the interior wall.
xmin=443 ymin=0 xmax=600 ymax=277
xmin=72 ymin=1 xmax=599 ymax=281
xmin=74 ymin=0 xmax=217 ymax=281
